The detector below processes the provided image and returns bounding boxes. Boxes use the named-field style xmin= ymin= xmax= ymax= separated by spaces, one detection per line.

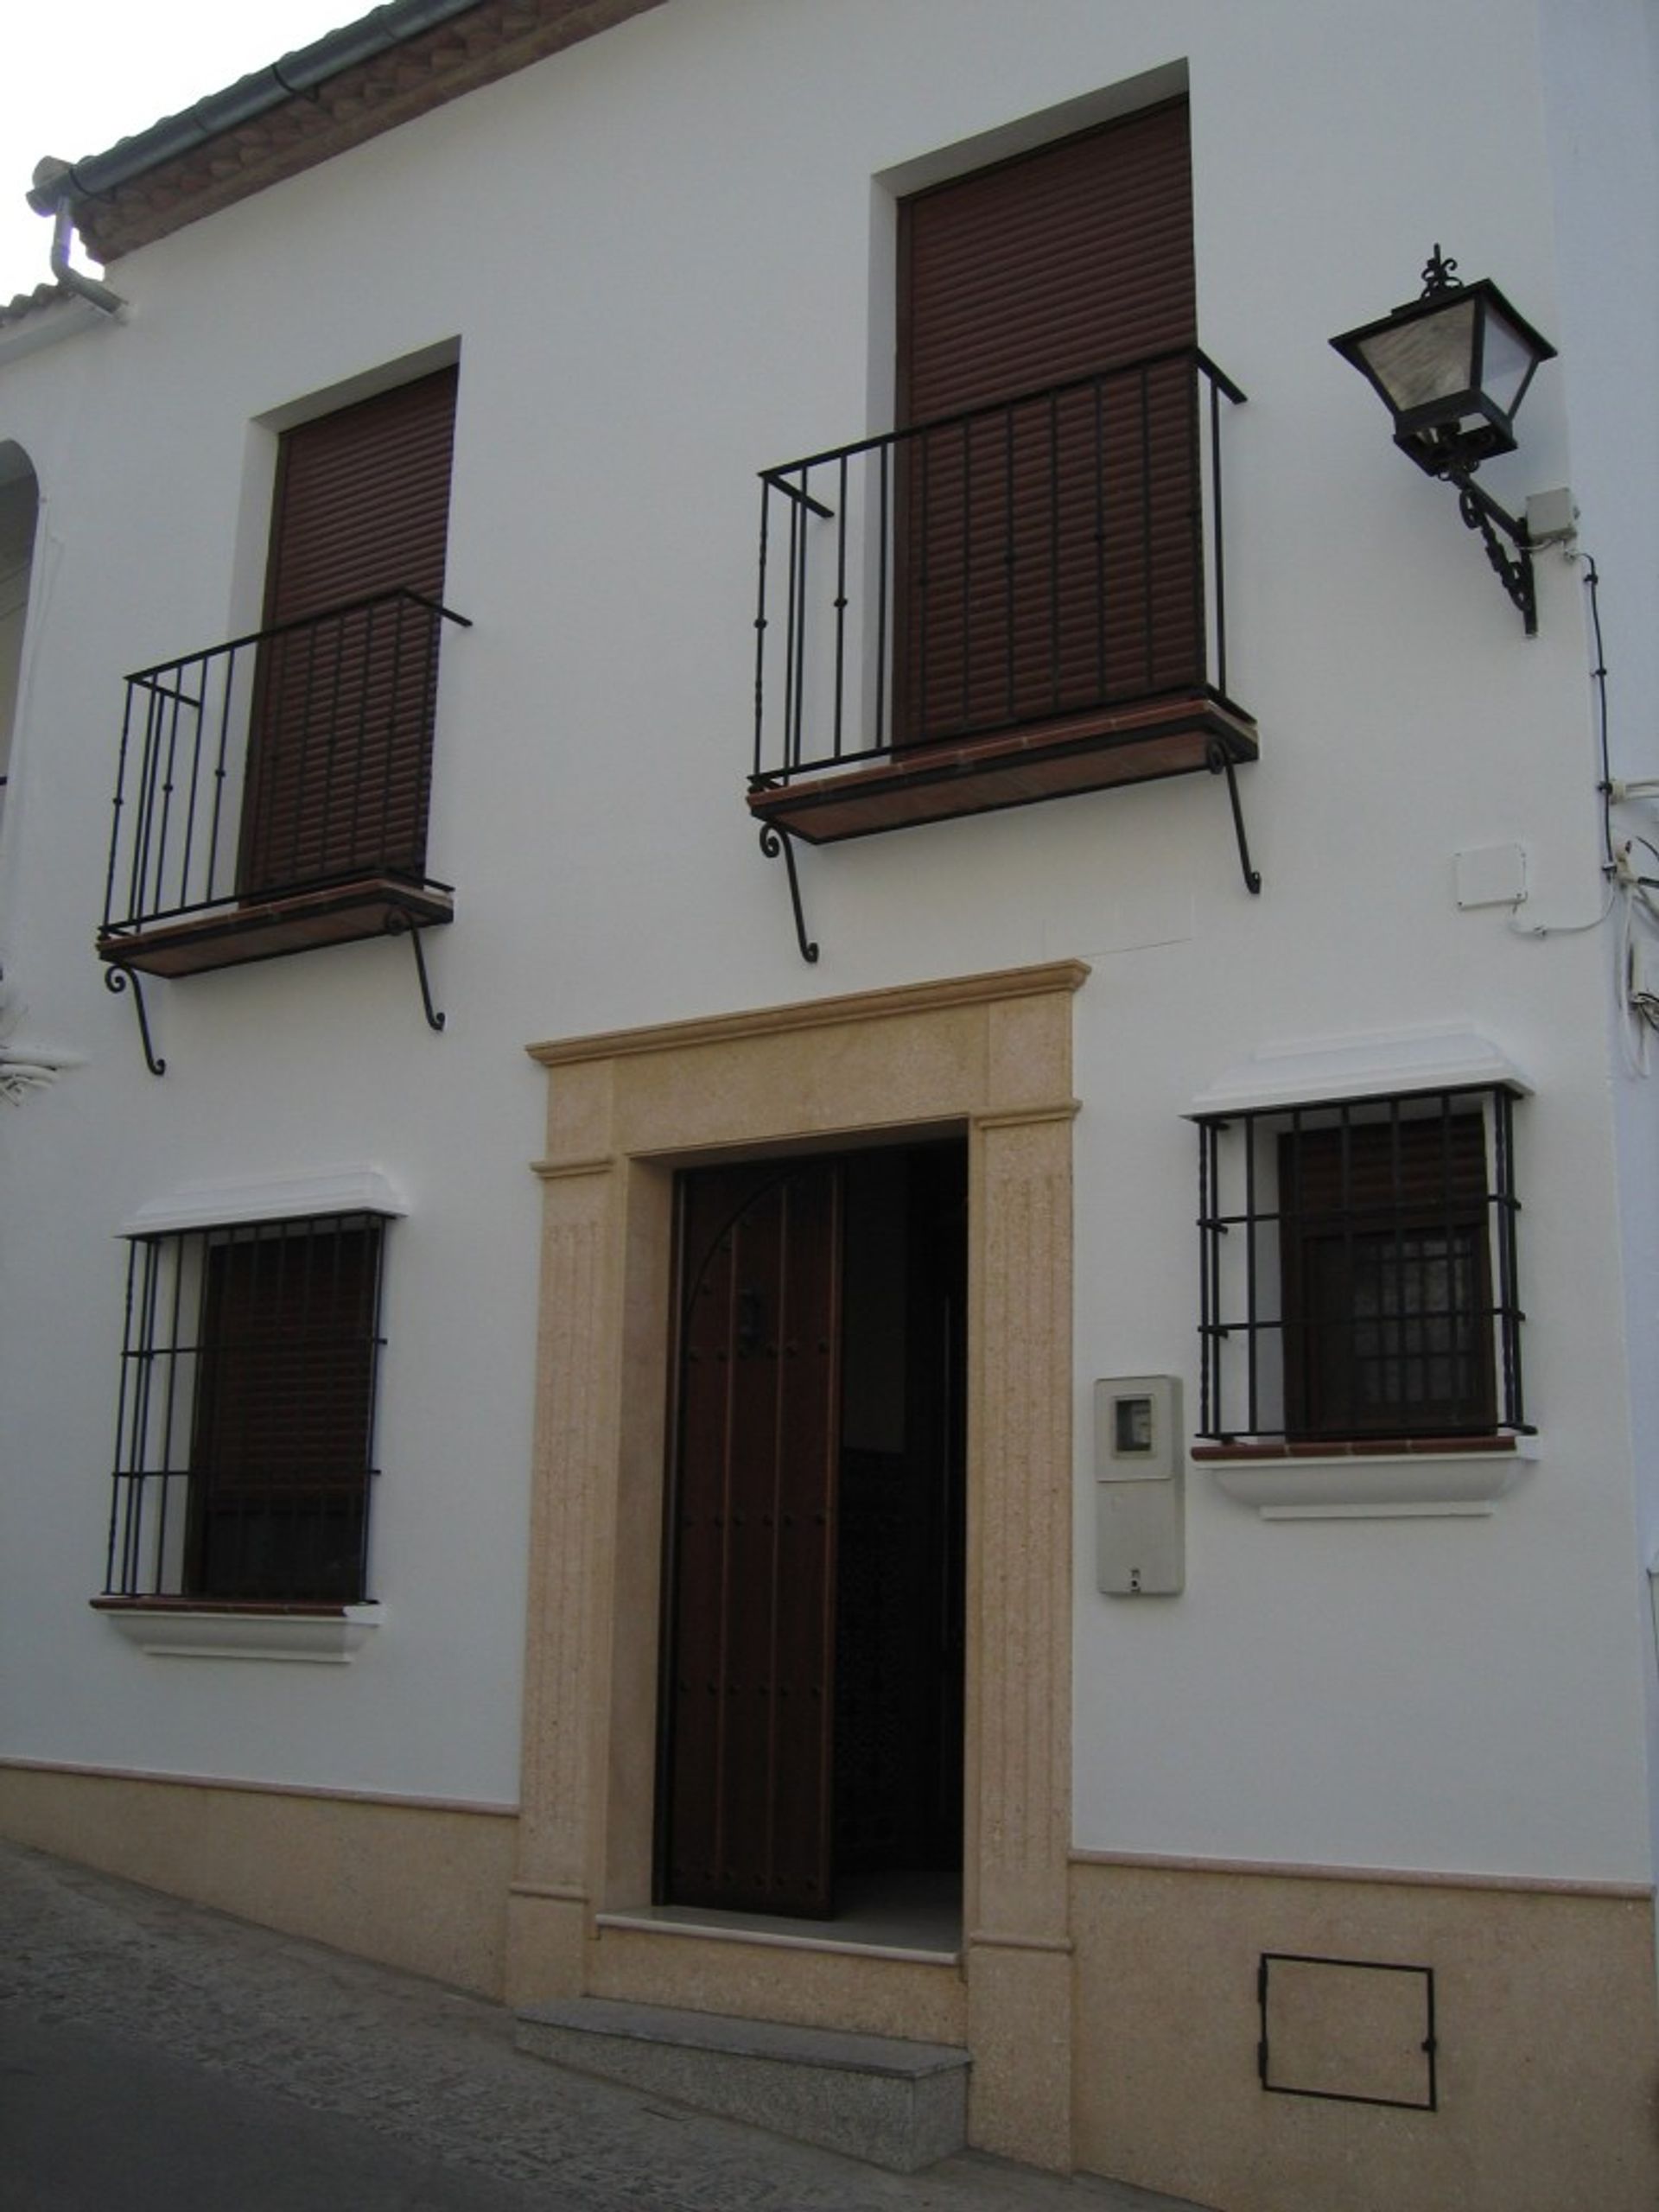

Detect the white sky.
xmin=1 ymin=3 xmax=360 ymax=302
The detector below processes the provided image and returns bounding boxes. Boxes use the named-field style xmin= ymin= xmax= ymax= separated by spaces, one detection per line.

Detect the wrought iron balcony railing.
xmin=98 ymin=587 xmax=469 ymax=978
xmin=749 ymin=347 xmax=1253 ymax=847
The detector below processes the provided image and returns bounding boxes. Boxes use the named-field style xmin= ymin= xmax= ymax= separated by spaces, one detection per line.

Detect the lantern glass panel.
xmin=1478 ymin=306 xmax=1536 ymax=416
xmin=1357 ymin=297 xmax=1476 ymax=416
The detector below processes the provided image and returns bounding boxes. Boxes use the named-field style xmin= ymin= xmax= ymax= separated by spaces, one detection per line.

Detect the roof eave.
xmin=26 ymin=0 xmax=670 ymax=264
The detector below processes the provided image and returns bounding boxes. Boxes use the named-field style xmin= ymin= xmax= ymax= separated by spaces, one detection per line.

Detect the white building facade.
xmin=2 ymin=3 xmax=1656 ymax=2205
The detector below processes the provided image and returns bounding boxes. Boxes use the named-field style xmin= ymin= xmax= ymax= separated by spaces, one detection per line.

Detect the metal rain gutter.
xmin=26 ymin=0 xmax=486 ymax=217
xmin=46 ymin=202 xmax=124 ymax=315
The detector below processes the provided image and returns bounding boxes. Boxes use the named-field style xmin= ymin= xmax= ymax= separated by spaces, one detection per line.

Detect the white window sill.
xmin=1197 ymin=1442 xmax=1535 ymax=1519
xmin=93 ymin=1603 xmax=381 ymax=1662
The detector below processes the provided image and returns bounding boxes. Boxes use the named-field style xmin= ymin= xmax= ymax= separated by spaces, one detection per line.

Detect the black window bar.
xmin=1193 ymin=1086 xmax=1528 ymax=1446
xmin=103 ymin=1211 xmax=388 ymax=1605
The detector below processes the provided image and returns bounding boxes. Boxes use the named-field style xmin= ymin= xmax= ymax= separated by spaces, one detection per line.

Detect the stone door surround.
xmin=515 ymin=961 xmax=1086 ymax=2168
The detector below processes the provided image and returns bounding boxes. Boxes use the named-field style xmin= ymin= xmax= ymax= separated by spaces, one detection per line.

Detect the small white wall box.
xmin=1455 ymin=842 xmax=1528 ymax=909
xmin=1095 ymin=1376 xmax=1184 ymax=1595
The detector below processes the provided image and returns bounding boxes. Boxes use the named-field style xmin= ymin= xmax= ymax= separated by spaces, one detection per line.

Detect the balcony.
xmin=97 ymin=588 xmax=468 ymax=979
xmin=748 ymin=348 xmax=1255 ymax=845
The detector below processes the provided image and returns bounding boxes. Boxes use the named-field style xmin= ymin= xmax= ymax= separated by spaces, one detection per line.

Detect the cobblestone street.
xmin=0 ymin=1840 xmax=1209 ymax=2211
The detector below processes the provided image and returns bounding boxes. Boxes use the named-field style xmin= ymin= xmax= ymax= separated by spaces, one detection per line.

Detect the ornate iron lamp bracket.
xmin=759 ymin=822 xmax=820 ymax=963
xmin=105 ymin=964 xmax=165 ymax=1077
xmin=1206 ymin=741 xmax=1263 ymax=895
xmin=1449 ymin=470 xmax=1537 ymax=635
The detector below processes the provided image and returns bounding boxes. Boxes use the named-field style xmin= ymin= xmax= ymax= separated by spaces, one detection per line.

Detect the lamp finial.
xmin=1420 ymin=245 xmax=1462 ymax=297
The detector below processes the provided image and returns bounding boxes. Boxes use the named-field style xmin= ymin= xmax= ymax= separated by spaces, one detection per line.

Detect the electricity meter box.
xmin=1094 ymin=1375 xmax=1184 ymax=1596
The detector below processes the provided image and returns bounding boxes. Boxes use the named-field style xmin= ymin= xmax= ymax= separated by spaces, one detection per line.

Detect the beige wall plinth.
xmin=966 ymin=1939 xmax=1074 ymax=2167
xmin=0 ymin=1761 xmax=514 ymax=1997
xmin=504 ymin=1888 xmax=589 ymax=2006
xmin=1070 ymin=1857 xmax=1659 ymax=2212
xmin=518 ymin=964 xmax=1086 ymax=2089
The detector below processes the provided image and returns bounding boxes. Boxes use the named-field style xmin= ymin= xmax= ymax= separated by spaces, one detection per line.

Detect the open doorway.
xmin=656 ymin=1138 xmax=966 ymax=1937
xmin=0 ymin=445 xmax=41 ymax=855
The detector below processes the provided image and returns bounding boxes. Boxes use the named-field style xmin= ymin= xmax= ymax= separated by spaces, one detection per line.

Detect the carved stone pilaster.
xmin=515 ymin=1161 xmax=620 ymax=1906
xmin=964 ymin=1103 xmax=1077 ymax=2166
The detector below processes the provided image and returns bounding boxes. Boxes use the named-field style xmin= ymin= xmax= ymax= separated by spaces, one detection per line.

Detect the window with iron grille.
xmin=105 ymin=1211 xmax=387 ymax=1603
xmin=1193 ymin=1087 xmax=1527 ymax=1446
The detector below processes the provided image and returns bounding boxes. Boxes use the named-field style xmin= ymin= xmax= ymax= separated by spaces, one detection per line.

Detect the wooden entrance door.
xmin=660 ymin=1144 xmax=968 ymax=1922
xmin=661 ymin=1159 xmax=845 ymax=1916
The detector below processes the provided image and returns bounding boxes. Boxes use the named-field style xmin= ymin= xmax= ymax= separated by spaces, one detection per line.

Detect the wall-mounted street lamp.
xmin=1331 ymin=247 xmax=1558 ymax=633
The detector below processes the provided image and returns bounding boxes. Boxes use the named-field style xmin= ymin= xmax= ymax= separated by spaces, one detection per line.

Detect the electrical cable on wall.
xmin=1506 ymin=550 xmax=1659 ymax=1072
xmin=1505 ymin=548 xmax=1615 ymax=940
xmin=1584 ymin=547 xmax=1659 ymax=1073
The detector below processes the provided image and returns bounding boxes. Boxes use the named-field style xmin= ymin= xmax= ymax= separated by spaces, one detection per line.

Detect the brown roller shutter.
xmin=1280 ymin=1115 xmax=1496 ymax=1441
xmin=188 ymin=1216 xmax=385 ymax=1601
xmin=242 ymin=365 xmax=458 ymax=896
xmin=1283 ymin=1115 xmax=1489 ymax=1217
xmin=897 ymin=102 xmax=1198 ymax=741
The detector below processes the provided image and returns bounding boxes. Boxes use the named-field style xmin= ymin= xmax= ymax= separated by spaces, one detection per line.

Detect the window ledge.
xmin=92 ymin=1600 xmax=381 ymax=1662
xmin=1193 ymin=1439 xmax=1536 ymax=1519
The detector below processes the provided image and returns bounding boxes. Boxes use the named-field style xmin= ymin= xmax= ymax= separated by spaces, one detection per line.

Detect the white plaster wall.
xmin=1535 ymin=0 xmax=1659 ymax=1880
xmin=0 ymin=0 xmax=1651 ymax=1872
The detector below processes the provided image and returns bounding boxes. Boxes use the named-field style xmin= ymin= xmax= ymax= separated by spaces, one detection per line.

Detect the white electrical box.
xmin=1524 ymin=486 xmax=1578 ymax=545
xmin=1094 ymin=1375 xmax=1184 ymax=1596
xmin=1455 ymin=842 xmax=1528 ymax=910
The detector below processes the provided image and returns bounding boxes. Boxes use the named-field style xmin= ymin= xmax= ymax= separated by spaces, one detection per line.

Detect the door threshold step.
xmin=515 ymin=1995 xmax=969 ymax=2171
xmin=594 ymin=1904 xmax=958 ymax=1964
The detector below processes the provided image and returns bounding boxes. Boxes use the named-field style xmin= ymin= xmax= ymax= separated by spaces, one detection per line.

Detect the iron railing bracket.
xmin=1206 ymin=739 xmax=1262 ymax=895
xmin=384 ymin=909 xmax=447 ymax=1031
xmin=759 ymin=821 xmax=820 ymax=963
xmin=105 ymin=964 xmax=165 ymax=1077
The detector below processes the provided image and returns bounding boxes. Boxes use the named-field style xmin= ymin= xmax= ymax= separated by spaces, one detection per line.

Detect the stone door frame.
xmin=512 ymin=960 xmax=1086 ymax=2166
